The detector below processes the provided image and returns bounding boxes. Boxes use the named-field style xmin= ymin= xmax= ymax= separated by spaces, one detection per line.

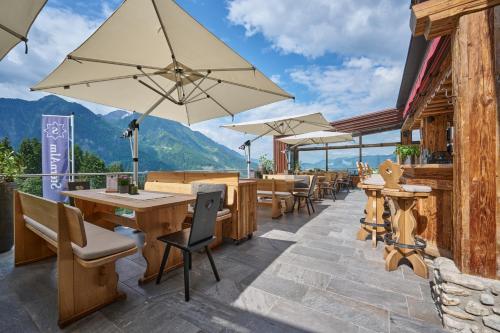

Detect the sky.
xmin=0 ymin=0 xmax=412 ymax=164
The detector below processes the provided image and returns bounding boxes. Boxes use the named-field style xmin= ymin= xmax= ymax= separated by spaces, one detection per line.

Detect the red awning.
xmin=403 ymin=37 xmax=443 ymax=118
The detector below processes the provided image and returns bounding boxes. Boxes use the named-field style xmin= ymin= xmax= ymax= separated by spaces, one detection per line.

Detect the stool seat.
xmin=362 ymin=174 xmax=385 ymax=186
xmin=401 ymin=184 xmax=432 ymax=193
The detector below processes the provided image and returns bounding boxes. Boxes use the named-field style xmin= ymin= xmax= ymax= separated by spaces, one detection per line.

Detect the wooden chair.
xmin=156 ymin=191 xmax=221 ymax=301
xmin=379 ymin=160 xmax=431 ymax=278
xmin=293 ymin=175 xmax=318 ymax=215
xmin=14 ymin=191 xmax=137 ymax=328
xmin=319 ymin=174 xmax=337 ymax=201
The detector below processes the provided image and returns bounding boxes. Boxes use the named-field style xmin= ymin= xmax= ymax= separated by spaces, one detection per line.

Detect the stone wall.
xmin=432 ymin=257 xmax=500 ymax=333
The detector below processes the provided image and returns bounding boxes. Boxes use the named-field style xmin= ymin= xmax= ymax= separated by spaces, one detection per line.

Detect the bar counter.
xmin=401 ymin=164 xmax=453 ymax=258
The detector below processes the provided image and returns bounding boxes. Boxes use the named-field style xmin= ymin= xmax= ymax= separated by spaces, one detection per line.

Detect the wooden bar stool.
xmin=379 ymin=160 xmax=431 ymax=279
xmin=355 ymin=162 xmax=389 ymax=248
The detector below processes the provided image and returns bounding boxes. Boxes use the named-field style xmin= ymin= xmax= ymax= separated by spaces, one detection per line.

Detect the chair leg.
xmin=305 ymin=198 xmax=311 ymax=215
xmin=205 ymin=246 xmax=220 ymax=281
xmin=188 ymin=252 xmax=192 ymax=270
xmin=156 ymin=244 xmax=171 ymax=284
xmin=309 ymin=197 xmax=315 ymax=213
xmin=183 ymin=251 xmax=190 ymax=302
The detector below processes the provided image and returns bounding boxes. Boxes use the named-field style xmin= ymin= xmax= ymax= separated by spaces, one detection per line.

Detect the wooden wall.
xmin=452 ymin=8 xmax=499 ymax=278
xmin=420 ymin=114 xmax=452 ymax=154
xmin=273 ymin=136 xmax=288 ymax=174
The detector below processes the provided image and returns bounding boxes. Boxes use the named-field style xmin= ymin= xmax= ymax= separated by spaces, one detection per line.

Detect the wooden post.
xmin=401 ymin=130 xmax=412 ymax=145
xmin=359 ymin=136 xmax=363 ymax=162
xmin=325 ymin=143 xmax=329 ymax=171
xmin=452 ymin=8 xmax=499 ymax=278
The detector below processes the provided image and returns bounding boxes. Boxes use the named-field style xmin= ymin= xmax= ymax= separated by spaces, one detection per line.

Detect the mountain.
xmin=0 ymin=96 xmax=248 ymax=171
xmin=301 ymin=154 xmax=396 ymax=170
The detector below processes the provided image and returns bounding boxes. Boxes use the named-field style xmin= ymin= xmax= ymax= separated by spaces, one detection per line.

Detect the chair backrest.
xmin=378 ymin=160 xmax=403 ymax=190
xmin=15 ymin=191 xmax=87 ymax=247
xmin=308 ymin=175 xmax=318 ymax=196
xmin=188 ymin=191 xmax=221 ymax=247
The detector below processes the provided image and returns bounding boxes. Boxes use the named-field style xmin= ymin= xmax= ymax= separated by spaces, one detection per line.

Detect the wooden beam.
xmin=297 ymin=141 xmax=419 ymax=152
xmin=411 ymin=0 xmax=500 ymax=39
xmin=452 ymin=8 xmax=498 ymax=278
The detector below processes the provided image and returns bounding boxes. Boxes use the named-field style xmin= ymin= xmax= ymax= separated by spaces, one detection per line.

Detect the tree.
xmin=18 ymin=138 xmax=42 ymax=174
xmin=0 ymin=137 xmax=13 ymax=153
xmin=75 ymin=146 xmax=107 ymax=188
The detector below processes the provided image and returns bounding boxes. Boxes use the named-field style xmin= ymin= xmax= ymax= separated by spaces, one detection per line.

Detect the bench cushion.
xmin=401 ymin=184 xmax=432 ymax=193
xmin=187 ymin=206 xmax=231 ymax=218
xmin=257 ymin=190 xmax=292 ymax=197
xmin=191 ymin=182 xmax=226 ymax=211
xmin=24 ymin=216 xmax=136 ymax=261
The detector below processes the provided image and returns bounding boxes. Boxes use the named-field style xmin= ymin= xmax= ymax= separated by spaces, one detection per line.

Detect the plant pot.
xmin=0 ymin=182 xmax=16 ymax=253
xmin=118 ymin=185 xmax=129 ymax=194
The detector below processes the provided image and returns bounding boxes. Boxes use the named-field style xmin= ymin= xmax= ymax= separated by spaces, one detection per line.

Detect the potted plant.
xmin=258 ymin=154 xmax=274 ymax=175
xmin=395 ymin=144 xmax=421 ymax=164
xmin=118 ymin=176 xmax=130 ymax=194
xmin=0 ymin=149 xmax=24 ymax=253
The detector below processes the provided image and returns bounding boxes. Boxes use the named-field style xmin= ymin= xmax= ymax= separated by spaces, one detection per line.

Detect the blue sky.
xmin=0 ymin=0 xmax=412 ymax=163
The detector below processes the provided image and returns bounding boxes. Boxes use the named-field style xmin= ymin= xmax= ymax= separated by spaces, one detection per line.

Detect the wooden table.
xmin=61 ymin=189 xmax=195 ymax=284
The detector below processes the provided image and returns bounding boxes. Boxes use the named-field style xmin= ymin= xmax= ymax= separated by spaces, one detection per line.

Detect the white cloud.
xmin=227 ymin=0 xmax=410 ymax=60
xmin=0 ymin=5 xmax=109 ymax=109
xmin=289 ymin=57 xmax=403 ymax=113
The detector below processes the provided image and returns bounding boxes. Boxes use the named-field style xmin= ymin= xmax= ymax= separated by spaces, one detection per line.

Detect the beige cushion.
xmin=401 ymin=184 xmax=432 ymax=193
xmin=257 ymin=190 xmax=292 ymax=197
xmin=187 ymin=206 xmax=231 ymax=218
xmin=24 ymin=216 xmax=136 ymax=261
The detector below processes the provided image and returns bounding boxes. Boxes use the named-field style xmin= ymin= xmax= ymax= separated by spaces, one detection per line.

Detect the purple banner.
xmin=42 ymin=115 xmax=70 ymax=202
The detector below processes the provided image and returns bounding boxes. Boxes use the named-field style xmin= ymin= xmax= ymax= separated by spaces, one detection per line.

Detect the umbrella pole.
xmin=133 ymin=124 xmax=139 ymax=186
xmin=247 ymin=143 xmax=251 ymax=179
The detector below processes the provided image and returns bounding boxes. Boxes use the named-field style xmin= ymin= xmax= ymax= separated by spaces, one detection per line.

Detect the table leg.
xmin=135 ymin=204 xmax=188 ymax=285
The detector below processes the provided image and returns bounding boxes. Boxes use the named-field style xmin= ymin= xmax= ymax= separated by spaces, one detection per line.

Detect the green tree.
xmin=0 ymin=137 xmax=13 ymax=153
xmin=75 ymin=146 xmax=107 ymax=188
xmin=107 ymin=162 xmax=124 ymax=173
xmin=18 ymin=138 xmax=42 ymax=174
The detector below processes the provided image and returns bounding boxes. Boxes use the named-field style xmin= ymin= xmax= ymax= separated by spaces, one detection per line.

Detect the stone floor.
xmin=0 ymin=189 xmax=447 ymax=333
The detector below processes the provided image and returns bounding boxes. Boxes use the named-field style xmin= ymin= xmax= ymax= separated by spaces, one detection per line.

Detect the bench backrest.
xmin=145 ymin=171 xmax=239 ymax=206
xmin=15 ymin=191 xmax=87 ymax=247
xmin=257 ymin=179 xmax=293 ymax=193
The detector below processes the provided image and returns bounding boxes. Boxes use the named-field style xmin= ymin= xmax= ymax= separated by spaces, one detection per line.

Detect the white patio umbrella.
xmin=221 ymin=112 xmax=334 ymax=177
xmin=279 ymin=131 xmax=353 ymax=171
xmin=0 ymin=0 xmax=47 ymax=61
xmin=32 ymin=0 xmax=293 ymax=184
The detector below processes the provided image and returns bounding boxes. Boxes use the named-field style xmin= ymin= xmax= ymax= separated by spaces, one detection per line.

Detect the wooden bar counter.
xmin=402 ymin=164 xmax=453 ymax=258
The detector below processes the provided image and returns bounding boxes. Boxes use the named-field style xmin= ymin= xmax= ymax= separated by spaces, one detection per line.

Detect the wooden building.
xmin=274 ymin=0 xmax=500 ymax=279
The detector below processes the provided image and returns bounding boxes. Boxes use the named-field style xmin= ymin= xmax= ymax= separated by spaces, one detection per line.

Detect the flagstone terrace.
xmin=0 ymin=189 xmax=446 ymax=333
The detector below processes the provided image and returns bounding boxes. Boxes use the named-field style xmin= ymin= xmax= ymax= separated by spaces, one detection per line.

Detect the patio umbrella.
xmin=0 ymin=0 xmax=47 ymax=61
xmin=279 ymin=131 xmax=353 ymax=171
xmin=31 ymin=0 xmax=293 ymax=184
xmin=221 ymin=112 xmax=334 ymax=177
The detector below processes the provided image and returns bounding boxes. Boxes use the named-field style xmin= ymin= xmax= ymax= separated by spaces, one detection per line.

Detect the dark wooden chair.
xmin=293 ymin=175 xmax=318 ymax=215
xmin=67 ymin=181 xmax=90 ymax=206
xmin=320 ymin=175 xmax=337 ymax=201
xmin=156 ymin=191 xmax=221 ymax=301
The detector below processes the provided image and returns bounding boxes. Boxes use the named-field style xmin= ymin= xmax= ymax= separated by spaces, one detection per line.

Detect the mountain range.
xmin=301 ymin=154 xmax=396 ymax=170
xmin=0 ymin=95 xmax=248 ymax=172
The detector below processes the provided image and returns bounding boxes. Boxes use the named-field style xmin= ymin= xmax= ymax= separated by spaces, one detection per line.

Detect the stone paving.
xmin=0 ymin=189 xmax=447 ymax=333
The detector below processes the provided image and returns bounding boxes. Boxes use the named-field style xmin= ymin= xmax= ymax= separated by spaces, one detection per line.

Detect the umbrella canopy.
xmin=31 ymin=0 xmax=293 ymax=125
xmin=221 ymin=112 xmax=334 ymax=177
xmin=0 ymin=0 xmax=47 ymax=61
xmin=278 ymin=131 xmax=353 ymax=146
xmin=221 ymin=112 xmax=333 ymax=137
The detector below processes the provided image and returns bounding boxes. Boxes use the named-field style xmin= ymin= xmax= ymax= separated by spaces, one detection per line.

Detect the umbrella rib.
xmin=182 ymin=74 xmax=234 ymax=117
xmin=185 ymin=81 xmax=219 ymax=103
xmin=150 ymin=0 xmax=184 ymax=100
xmin=184 ymin=67 xmax=255 ymax=73
xmin=31 ymin=72 xmax=166 ymax=91
xmin=184 ymin=104 xmax=191 ymax=126
xmin=182 ymin=72 xmax=210 ymax=103
xmin=204 ymin=76 xmax=293 ymax=99
xmin=185 ymin=96 xmax=209 ymax=104
xmin=137 ymin=79 xmax=179 ymax=105
xmin=138 ymin=67 xmax=169 ymax=95
xmin=67 ymin=55 xmax=165 ymax=71
xmin=0 ymin=23 xmax=27 ymax=42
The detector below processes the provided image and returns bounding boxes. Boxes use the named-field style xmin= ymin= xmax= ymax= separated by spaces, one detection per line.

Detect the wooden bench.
xmin=256 ymin=179 xmax=294 ymax=219
xmin=14 ymin=191 xmax=137 ymax=328
xmin=145 ymin=172 xmax=256 ymax=245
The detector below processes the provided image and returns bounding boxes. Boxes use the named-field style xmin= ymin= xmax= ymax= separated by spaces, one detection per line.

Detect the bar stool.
xmin=379 ymin=160 xmax=431 ymax=279
xmin=356 ymin=173 xmax=389 ymax=248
